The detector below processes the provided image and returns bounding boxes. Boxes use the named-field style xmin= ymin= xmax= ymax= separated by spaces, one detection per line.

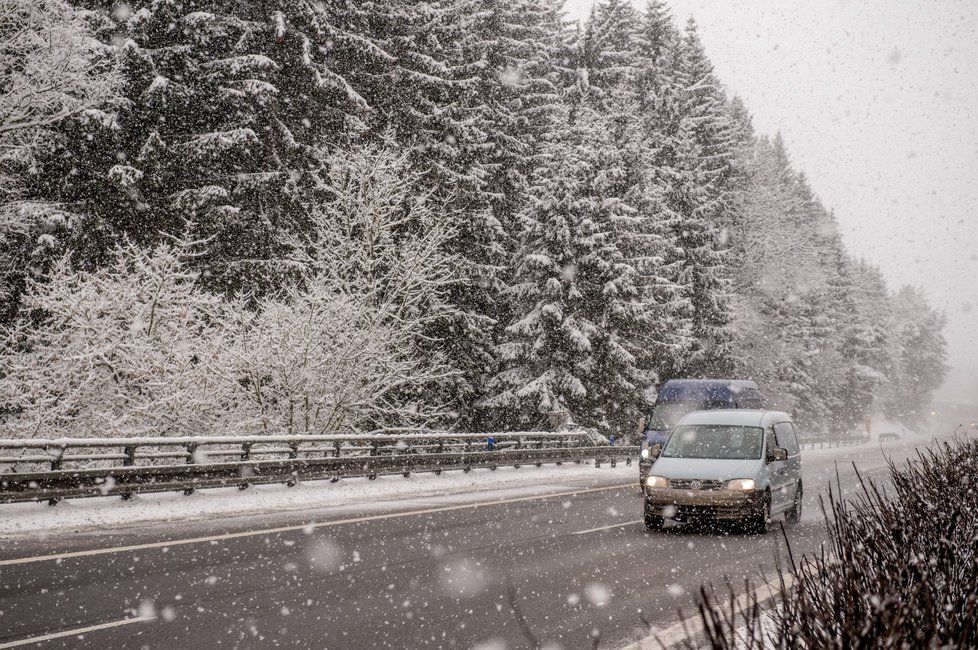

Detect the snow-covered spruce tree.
xmin=816 ymin=244 xmax=879 ymax=434
xmin=486 ymin=100 xmax=670 ymax=435
xmin=0 ymin=0 xmax=119 ymax=323
xmin=657 ymin=114 xmax=735 ymax=378
xmin=26 ymin=0 xmax=415 ymax=301
xmin=852 ymin=260 xmax=896 ymax=409
xmin=575 ymin=0 xmax=640 ymax=104
xmin=588 ymin=91 xmax=692 ymax=431
xmin=431 ymin=0 xmax=571 ymax=428
xmin=449 ymin=0 xmax=567 ymax=236
xmin=725 ymin=123 xmax=831 ymax=413
xmin=659 ymin=19 xmax=738 ymax=378
xmin=883 ymin=285 xmax=948 ymax=423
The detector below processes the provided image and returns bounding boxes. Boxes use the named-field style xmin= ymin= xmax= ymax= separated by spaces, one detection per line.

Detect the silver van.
xmin=642 ymin=410 xmax=802 ymax=533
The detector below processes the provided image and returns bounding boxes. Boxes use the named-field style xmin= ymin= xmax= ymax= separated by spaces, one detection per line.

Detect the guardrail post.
xmin=435 ymin=440 xmax=445 ymax=475
xmin=46 ymin=446 xmax=64 ymax=503
xmin=46 ymin=446 xmax=63 ymax=472
xmin=285 ymin=443 xmax=300 ymax=487
xmin=238 ymin=442 xmax=253 ymax=491
xmin=183 ymin=443 xmax=198 ymax=495
xmin=334 ymin=441 xmax=342 ymax=458
xmin=124 ymin=446 xmax=136 ymax=467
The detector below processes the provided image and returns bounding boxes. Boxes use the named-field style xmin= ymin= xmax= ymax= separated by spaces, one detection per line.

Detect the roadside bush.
xmin=695 ymin=437 xmax=978 ymax=648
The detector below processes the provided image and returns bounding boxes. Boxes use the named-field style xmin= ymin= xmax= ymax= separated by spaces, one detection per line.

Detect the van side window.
xmin=774 ymin=422 xmax=799 ymax=455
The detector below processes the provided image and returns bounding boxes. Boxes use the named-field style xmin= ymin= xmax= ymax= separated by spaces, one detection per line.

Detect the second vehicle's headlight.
xmin=640 ymin=448 xmax=650 ymax=459
xmin=645 ymin=475 xmax=669 ymax=489
xmin=726 ymin=478 xmax=756 ymax=491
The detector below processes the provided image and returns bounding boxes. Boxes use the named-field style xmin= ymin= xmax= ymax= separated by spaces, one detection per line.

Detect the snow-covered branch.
xmin=0 ymin=0 xmax=118 ymax=143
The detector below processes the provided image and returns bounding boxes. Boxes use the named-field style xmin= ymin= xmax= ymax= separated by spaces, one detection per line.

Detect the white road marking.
xmin=622 ymin=572 xmax=795 ymax=649
xmin=0 ymin=483 xmax=635 ymax=567
xmin=0 ymin=616 xmax=155 ymax=648
xmin=572 ymin=519 xmax=643 ymax=535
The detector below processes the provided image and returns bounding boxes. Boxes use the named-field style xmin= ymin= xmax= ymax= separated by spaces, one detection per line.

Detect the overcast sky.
xmin=565 ymin=0 xmax=978 ymax=404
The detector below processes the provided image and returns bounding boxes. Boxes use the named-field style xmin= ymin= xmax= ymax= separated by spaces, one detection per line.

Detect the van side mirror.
xmin=649 ymin=443 xmax=662 ymax=459
xmin=768 ymin=447 xmax=788 ymax=462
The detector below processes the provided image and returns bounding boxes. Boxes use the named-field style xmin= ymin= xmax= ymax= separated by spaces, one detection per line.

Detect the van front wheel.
xmin=744 ymin=492 xmax=770 ymax=534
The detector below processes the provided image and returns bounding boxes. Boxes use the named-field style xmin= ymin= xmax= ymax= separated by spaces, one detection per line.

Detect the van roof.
xmin=677 ymin=409 xmax=790 ymax=428
xmin=660 ymin=379 xmax=759 ymax=389
xmin=656 ymin=379 xmax=761 ymax=403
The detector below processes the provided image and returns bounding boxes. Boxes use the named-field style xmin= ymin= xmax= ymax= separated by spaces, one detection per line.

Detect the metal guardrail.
xmin=0 ymin=432 xmax=637 ymax=504
xmin=798 ymin=434 xmax=871 ymax=450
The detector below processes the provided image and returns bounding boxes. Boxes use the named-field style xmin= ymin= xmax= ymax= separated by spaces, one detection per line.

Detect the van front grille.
xmin=669 ymin=479 xmax=724 ymax=491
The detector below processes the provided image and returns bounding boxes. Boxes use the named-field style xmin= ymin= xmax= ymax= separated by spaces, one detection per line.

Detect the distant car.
xmin=642 ymin=410 xmax=802 ymax=533
xmin=638 ymin=379 xmax=763 ymax=487
xmin=878 ymin=432 xmax=901 ymax=442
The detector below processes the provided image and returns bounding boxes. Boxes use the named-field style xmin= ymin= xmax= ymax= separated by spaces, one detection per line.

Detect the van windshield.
xmin=661 ymin=425 xmax=764 ymax=460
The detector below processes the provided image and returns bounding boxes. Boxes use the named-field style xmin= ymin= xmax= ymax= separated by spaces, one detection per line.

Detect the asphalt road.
xmin=0 ymin=438 xmax=943 ymax=649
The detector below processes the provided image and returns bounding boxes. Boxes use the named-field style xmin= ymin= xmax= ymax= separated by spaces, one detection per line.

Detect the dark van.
xmin=638 ymin=379 xmax=763 ymax=487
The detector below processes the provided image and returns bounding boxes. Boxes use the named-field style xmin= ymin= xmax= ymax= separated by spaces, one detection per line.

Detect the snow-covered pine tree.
xmin=853 ymin=260 xmax=896 ymax=406
xmin=574 ymin=0 xmax=641 ymax=107
xmin=632 ymin=0 xmax=681 ymax=132
xmin=450 ymin=0 xmax=566 ymax=232
xmin=726 ymin=124 xmax=827 ymax=406
xmin=400 ymin=0 xmax=570 ymax=428
xmin=817 ymin=244 xmax=876 ymax=434
xmin=884 ymin=285 xmax=949 ymax=423
xmin=486 ymin=94 xmax=677 ymax=435
xmin=588 ymin=91 xmax=692 ymax=433
xmin=0 ymin=0 xmax=119 ymax=323
xmin=27 ymin=0 xmax=426 ymax=299
xmin=646 ymin=17 xmax=737 ymax=379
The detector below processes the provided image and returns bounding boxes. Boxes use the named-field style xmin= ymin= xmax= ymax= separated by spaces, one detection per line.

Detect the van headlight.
xmin=725 ymin=478 xmax=756 ymax=491
xmin=645 ymin=475 xmax=669 ymax=489
xmin=640 ymin=448 xmax=650 ymax=459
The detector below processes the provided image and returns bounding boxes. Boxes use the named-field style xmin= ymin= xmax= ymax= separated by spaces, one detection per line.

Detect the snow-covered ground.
xmin=0 ymin=461 xmax=634 ymax=540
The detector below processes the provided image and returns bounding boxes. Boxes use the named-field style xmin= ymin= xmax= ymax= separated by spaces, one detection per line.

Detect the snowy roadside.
xmin=0 ymin=461 xmax=635 ymax=541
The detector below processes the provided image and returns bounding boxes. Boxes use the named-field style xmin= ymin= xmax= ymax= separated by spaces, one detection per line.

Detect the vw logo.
xmin=690 ymin=480 xmax=702 ymax=490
